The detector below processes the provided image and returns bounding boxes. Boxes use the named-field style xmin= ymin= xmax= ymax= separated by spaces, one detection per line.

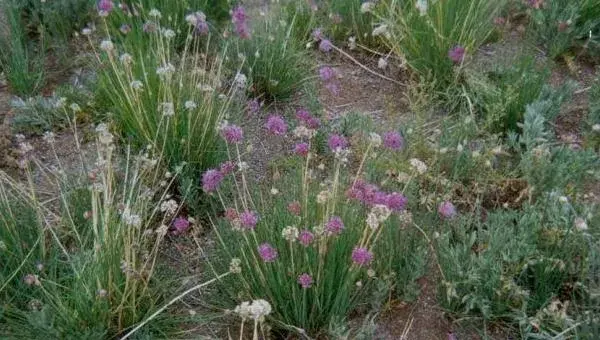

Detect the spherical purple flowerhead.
xmin=232 ymin=6 xmax=251 ymax=39
xmin=351 ymin=247 xmax=374 ymax=266
xmin=265 ymin=115 xmax=288 ymax=135
xmin=202 ymin=169 xmax=223 ymax=192
xmin=306 ymin=116 xmax=321 ymax=129
xmin=297 ymin=229 xmax=314 ymax=247
xmin=120 ymin=24 xmax=132 ymax=34
xmin=438 ymin=201 xmax=457 ymax=219
xmin=328 ymin=134 xmax=348 ymax=152
xmin=325 ymin=82 xmax=340 ymax=96
xmin=172 ymin=217 xmax=190 ymax=234
xmin=219 ymin=161 xmax=236 ymax=176
xmin=386 ymin=192 xmax=408 ymax=212
xmin=258 ymin=243 xmax=278 ymax=262
xmin=325 ymin=216 xmax=344 ymax=235
xmin=98 ymin=0 xmax=114 ymax=14
xmin=240 ymin=210 xmax=259 ymax=230
xmin=296 ymin=108 xmax=311 ymax=122
xmin=448 ymin=45 xmax=466 ymax=64
xmin=373 ymin=191 xmax=388 ymax=206
xmin=297 ymin=273 xmax=313 ymax=288
xmin=194 ymin=20 xmax=209 ymax=36
xmin=319 ymin=66 xmax=335 ymax=82
xmin=319 ymin=39 xmax=333 ymax=52
xmin=383 ymin=131 xmax=404 ymax=150
xmin=221 ymin=124 xmax=244 ymax=144
xmin=288 ymin=201 xmax=301 ymax=216
xmin=312 ymin=28 xmax=323 ymax=41
xmin=294 ymin=142 xmax=309 ymax=156
xmin=247 ymin=98 xmax=261 ymax=114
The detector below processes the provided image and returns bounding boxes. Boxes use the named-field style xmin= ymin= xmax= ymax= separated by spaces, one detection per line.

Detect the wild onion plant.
xmin=90 ymin=7 xmax=238 ymax=179
xmin=201 ymin=109 xmax=420 ymax=335
xmin=373 ymin=0 xmax=504 ymax=92
xmin=0 ymin=116 xmax=186 ymax=338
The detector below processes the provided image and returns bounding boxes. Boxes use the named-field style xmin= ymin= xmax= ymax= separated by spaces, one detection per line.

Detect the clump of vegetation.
xmin=526 ymin=0 xmax=600 ymax=60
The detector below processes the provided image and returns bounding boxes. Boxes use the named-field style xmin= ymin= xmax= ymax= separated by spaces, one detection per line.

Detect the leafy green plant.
xmin=375 ymin=0 xmax=504 ymax=92
xmin=526 ymin=0 xmax=600 ymax=59
xmin=467 ymin=56 xmax=550 ymax=133
xmin=436 ymin=197 xmax=596 ymax=338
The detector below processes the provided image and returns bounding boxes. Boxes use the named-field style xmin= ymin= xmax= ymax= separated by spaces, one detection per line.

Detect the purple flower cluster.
xmin=172 ymin=217 xmax=190 ymax=234
xmin=319 ymin=39 xmax=333 ymax=52
xmin=231 ymin=6 xmax=250 ymax=39
xmin=325 ymin=216 xmax=344 ymax=235
xmin=347 ymin=180 xmax=408 ymax=212
xmin=328 ymin=134 xmax=348 ymax=152
xmin=319 ymin=66 xmax=335 ymax=82
xmin=265 ymin=115 xmax=288 ymax=135
xmin=221 ymin=124 xmax=244 ymax=144
xmin=97 ymin=0 xmax=113 ymax=14
xmin=383 ymin=131 xmax=404 ymax=150
xmin=294 ymin=142 xmax=309 ymax=157
xmin=258 ymin=243 xmax=278 ymax=262
xmin=202 ymin=161 xmax=237 ymax=193
xmin=296 ymin=108 xmax=321 ymax=129
xmin=246 ymin=98 xmax=261 ymax=115
xmin=351 ymin=247 xmax=373 ymax=266
xmin=298 ymin=229 xmax=314 ymax=246
xmin=297 ymin=273 xmax=313 ymax=288
xmin=240 ymin=210 xmax=259 ymax=230
xmin=202 ymin=169 xmax=224 ymax=192
xmin=448 ymin=45 xmax=466 ymax=64
xmin=288 ymin=201 xmax=301 ymax=215
xmin=438 ymin=201 xmax=457 ymax=219
xmin=192 ymin=12 xmax=209 ymax=35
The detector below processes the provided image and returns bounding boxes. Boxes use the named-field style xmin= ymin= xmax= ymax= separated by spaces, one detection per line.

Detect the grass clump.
xmin=0 ymin=123 xmax=182 ymax=339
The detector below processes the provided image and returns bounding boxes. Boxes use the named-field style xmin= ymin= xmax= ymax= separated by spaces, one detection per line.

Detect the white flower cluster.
xmin=281 ymin=226 xmax=299 ymax=241
xmin=366 ymin=204 xmax=391 ymax=229
xmin=234 ymin=299 xmax=272 ymax=322
xmin=409 ymin=158 xmax=428 ymax=174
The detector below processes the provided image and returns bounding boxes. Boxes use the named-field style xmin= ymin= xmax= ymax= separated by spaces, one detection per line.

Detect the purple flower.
xmin=383 ymin=131 xmax=404 ymax=150
xmin=120 ymin=24 xmax=132 ymax=34
xmin=319 ymin=39 xmax=333 ymax=52
xmin=247 ymin=98 xmax=261 ymax=114
xmin=221 ymin=124 xmax=244 ymax=144
xmin=258 ymin=243 xmax=278 ymax=262
xmin=386 ymin=192 xmax=408 ymax=211
xmin=288 ymin=201 xmax=301 ymax=216
xmin=296 ymin=108 xmax=311 ymax=122
xmin=219 ymin=161 xmax=236 ymax=176
xmin=172 ymin=217 xmax=190 ymax=234
xmin=194 ymin=20 xmax=209 ymax=35
xmin=232 ymin=6 xmax=251 ymax=39
xmin=448 ymin=45 xmax=466 ymax=64
xmin=351 ymin=247 xmax=374 ymax=266
xmin=240 ymin=210 xmax=259 ymax=230
xmin=319 ymin=66 xmax=335 ymax=82
xmin=306 ymin=116 xmax=321 ymax=129
xmin=438 ymin=201 xmax=457 ymax=219
xmin=373 ymin=191 xmax=388 ymax=205
xmin=325 ymin=82 xmax=340 ymax=96
xmin=312 ymin=28 xmax=323 ymax=41
xmin=325 ymin=216 xmax=344 ymax=235
xmin=328 ymin=134 xmax=348 ymax=152
xmin=297 ymin=230 xmax=314 ymax=246
xmin=225 ymin=208 xmax=238 ymax=221
xmin=265 ymin=115 xmax=288 ymax=135
xmin=294 ymin=142 xmax=309 ymax=156
xmin=97 ymin=0 xmax=113 ymax=13
xmin=143 ymin=22 xmax=157 ymax=33
xmin=297 ymin=273 xmax=313 ymax=288
xmin=202 ymin=169 xmax=223 ymax=192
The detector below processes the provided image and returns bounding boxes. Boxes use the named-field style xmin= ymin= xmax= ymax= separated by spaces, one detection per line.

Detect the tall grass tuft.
xmin=0 ymin=120 xmax=183 ymax=338
xmin=376 ymin=0 xmax=504 ymax=93
xmin=92 ymin=7 xmax=238 ymax=180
